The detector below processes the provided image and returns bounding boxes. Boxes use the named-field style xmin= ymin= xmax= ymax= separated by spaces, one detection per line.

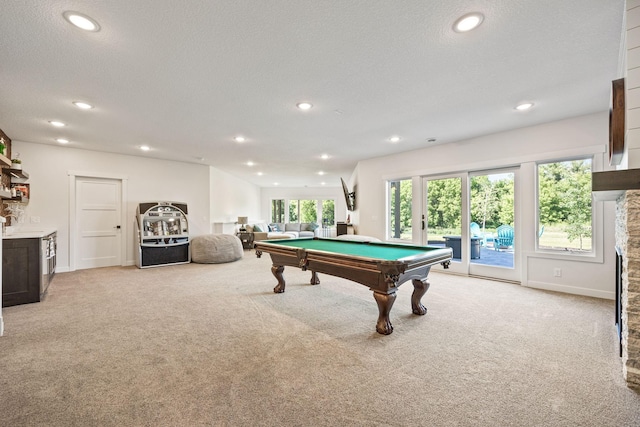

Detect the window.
xmin=271 ymin=199 xmax=285 ymax=223
xmin=288 ymin=199 xmax=319 ymax=223
xmin=537 ymin=158 xmax=592 ymax=252
xmin=388 ymin=178 xmax=412 ymax=240
xmin=321 ymin=199 xmax=335 ymax=226
xmin=299 ymin=200 xmax=318 ymax=222
xmin=289 ymin=200 xmax=299 ymax=222
xmin=274 ymin=199 xmax=334 ymax=225
xmin=427 ymin=177 xmax=462 ymax=246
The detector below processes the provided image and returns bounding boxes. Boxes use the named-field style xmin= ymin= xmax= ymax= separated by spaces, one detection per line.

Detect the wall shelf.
xmin=9 ymin=197 xmax=28 ymax=203
xmin=7 ymin=168 xmax=28 ymax=179
xmin=0 ymin=153 xmax=10 ymax=168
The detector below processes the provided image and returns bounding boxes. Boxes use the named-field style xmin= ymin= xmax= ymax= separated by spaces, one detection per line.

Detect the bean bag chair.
xmin=191 ymin=234 xmax=243 ymax=263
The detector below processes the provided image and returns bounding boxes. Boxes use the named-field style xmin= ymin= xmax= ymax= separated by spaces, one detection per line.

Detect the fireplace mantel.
xmin=592 ymin=168 xmax=640 ymax=201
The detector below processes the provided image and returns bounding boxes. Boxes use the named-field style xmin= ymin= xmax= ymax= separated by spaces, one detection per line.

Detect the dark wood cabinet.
xmin=2 ymin=237 xmax=41 ymax=307
xmin=336 ymin=222 xmax=354 ymax=236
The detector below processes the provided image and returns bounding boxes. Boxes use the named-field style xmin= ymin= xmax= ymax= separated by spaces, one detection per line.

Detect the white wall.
xmin=626 ymin=0 xmax=640 ymax=168
xmin=10 ymin=141 xmax=341 ymax=272
xmin=260 ymin=186 xmax=347 ymax=224
xmin=353 ymin=112 xmax=616 ymax=299
xmin=13 ymin=141 xmax=211 ymax=270
xmin=9 ymin=112 xmax=616 ymax=299
xmin=209 ymin=167 xmax=261 ymax=231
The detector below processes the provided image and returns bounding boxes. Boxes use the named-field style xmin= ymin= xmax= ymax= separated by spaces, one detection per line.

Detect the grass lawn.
xmin=539 ymin=224 xmax=591 ymax=251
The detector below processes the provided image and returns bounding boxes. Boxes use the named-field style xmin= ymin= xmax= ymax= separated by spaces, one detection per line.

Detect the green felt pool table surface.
xmin=262 ymin=238 xmax=442 ymax=261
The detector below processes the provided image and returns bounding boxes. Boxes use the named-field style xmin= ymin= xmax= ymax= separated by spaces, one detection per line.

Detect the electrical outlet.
xmin=31 ymin=216 xmax=40 ymax=223
xmin=553 ymin=268 xmax=562 ymax=277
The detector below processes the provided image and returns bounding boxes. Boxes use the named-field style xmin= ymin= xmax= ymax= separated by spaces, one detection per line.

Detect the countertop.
xmin=3 ymin=227 xmax=57 ymax=239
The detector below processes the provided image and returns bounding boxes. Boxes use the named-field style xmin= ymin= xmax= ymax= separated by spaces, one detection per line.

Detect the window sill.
xmin=528 ymin=248 xmax=603 ymax=264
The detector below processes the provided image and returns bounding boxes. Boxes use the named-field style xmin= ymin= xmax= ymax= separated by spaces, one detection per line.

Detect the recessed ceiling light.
xmin=389 ymin=136 xmax=401 ymax=143
xmin=273 ymin=182 xmax=279 ymax=186
xmin=49 ymin=120 xmax=66 ymax=127
xmin=63 ymin=11 xmax=101 ymax=32
xmin=56 ymin=138 xmax=69 ymax=144
xmin=257 ymin=172 xmax=263 ymax=176
xmin=453 ymin=12 xmax=484 ymax=33
xmin=321 ymin=182 xmax=326 ymax=186
xmin=318 ymin=171 xmax=325 ymax=175
xmin=296 ymin=102 xmax=313 ymax=110
xmin=234 ymin=136 xmax=246 ymax=143
xmin=321 ymin=154 xmax=329 ymax=160
xmin=515 ymin=102 xmax=534 ymax=111
xmin=140 ymin=145 xmax=150 ymax=151
xmin=247 ymin=161 xmax=255 ymax=166
xmin=73 ymin=101 xmax=93 ymax=110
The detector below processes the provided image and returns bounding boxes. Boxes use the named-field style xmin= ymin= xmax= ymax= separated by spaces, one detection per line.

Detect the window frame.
xmin=387 ymin=177 xmax=413 ymax=242
xmin=270 ymin=199 xmax=285 ymax=223
xmin=280 ymin=198 xmax=335 ymax=225
xmin=321 ymin=199 xmax=336 ymax=227
xmin=534 ymin=154 xmax=602 ymax=262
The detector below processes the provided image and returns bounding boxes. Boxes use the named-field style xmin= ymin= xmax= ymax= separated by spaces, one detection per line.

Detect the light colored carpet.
xmin=0 ymin=252 xmax=638 ymax=426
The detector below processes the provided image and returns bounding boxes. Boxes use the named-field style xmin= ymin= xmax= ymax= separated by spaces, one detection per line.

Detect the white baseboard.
xmin=56 ymin=261 xmax=136 ymax=273
xmin=525 ymin=280 xmax=614 ymax=300
xmin=0 ymin=317 xmax=4 ymax=336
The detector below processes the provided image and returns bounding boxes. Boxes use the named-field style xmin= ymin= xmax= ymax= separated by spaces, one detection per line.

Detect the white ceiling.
xmin=0 ymin=0 xmax=625 ymax=188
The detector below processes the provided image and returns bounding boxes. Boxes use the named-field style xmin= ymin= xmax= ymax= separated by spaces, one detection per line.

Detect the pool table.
xmin=254 ymin=237 xmax=452 ymax=335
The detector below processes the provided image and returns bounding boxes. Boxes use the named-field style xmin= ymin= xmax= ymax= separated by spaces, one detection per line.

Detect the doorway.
xmin=70 ymin=174 xmax=127 ymax=271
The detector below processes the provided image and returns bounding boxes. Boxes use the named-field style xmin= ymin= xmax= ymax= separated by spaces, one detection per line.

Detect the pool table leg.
xmin=411 ymin=278 xmax=430 ymax=315
xmin=271 ymin=265 xmax=286 ymax=293
xmin=310 ymin=271 xmax=320 ymax=285
xmin=373 ymin=291 xmax=397 ymax=335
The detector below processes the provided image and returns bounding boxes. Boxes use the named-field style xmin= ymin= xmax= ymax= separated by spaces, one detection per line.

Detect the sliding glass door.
xmin=420 ymin=170 xmax=519 ymax=281
xmin=423 ymin=175 xmax=467 ymax=274
xmin=468 ymin=169 xmax=518 ymax=281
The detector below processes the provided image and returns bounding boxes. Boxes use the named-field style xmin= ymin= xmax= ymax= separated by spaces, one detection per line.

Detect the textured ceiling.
xmin=0 ymin=0 xmax=625 ymax=187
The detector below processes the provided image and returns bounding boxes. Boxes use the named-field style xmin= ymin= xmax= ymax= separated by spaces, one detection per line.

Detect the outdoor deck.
xmin=430 ymin=243 xmax=514 ymax=268
xmin=470 ymin=246 xmax=514 ymax=268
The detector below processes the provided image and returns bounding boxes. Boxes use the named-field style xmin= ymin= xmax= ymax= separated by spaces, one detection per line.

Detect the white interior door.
xmin=75 ymin=177 xmax=122 ymax=269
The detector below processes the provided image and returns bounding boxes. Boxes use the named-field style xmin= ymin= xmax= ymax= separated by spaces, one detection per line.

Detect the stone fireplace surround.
xmin=616 ymin=190 xmax=640 ymax=391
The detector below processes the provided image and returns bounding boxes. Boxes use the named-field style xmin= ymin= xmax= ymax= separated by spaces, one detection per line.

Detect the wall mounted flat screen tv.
xmin=609 ymin=78 xmax=625 ymax=166
xmin=341 ymin=178 xmax=356 ymax=211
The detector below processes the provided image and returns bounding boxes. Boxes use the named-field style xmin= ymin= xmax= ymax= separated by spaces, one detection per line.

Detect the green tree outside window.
xmin=538 ymin=159 xmax=592 ymax=251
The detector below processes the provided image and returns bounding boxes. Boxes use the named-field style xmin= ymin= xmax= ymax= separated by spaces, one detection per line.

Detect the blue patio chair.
xmin=495 ymin=225 xmax=514 ymax=251
xmin=470 ymin=222 xmax=482 ymax=240
xmin=471 ymin=221 xmax=492 ymax=246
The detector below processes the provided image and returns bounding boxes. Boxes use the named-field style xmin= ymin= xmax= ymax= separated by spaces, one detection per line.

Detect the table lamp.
xmin=237 ymin=216 xmax=248 ymax=231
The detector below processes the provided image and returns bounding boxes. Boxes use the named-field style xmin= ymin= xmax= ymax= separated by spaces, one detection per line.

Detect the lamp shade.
xmin=237 ymin=216 xmax=248 ymax=225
